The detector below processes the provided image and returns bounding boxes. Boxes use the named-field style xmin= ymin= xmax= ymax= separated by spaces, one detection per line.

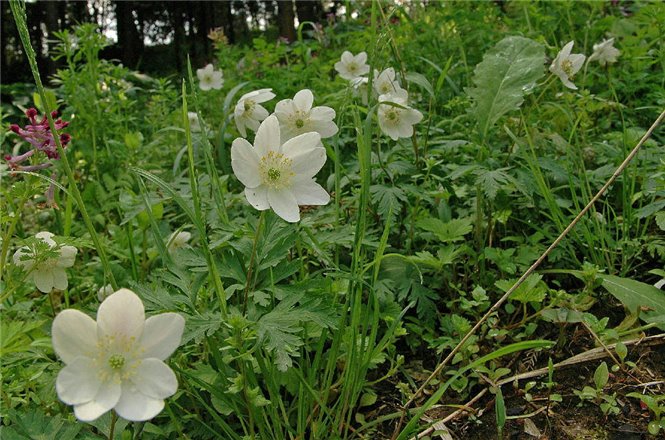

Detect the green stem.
xmin=108 ymin=412 xmax=118 ymax=440
xmin=243 ymin=211 xmax=265 ymax=314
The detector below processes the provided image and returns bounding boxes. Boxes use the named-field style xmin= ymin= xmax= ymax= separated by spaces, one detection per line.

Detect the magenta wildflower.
xmin=8 ymin=107 xmax=71 ymax=161
xmin=5 ymin=108 xmax=72 ymax=208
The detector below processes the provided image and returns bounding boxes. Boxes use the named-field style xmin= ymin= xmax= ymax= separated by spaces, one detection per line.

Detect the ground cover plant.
xmin=1 ymin=1 xmax=664 ymax=439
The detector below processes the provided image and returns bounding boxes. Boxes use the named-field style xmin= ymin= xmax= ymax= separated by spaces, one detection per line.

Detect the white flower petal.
xmin=254 ymin=115 xmax=281 ymax=157
xmin=231 ymin=138 xmax=261 ymax=188
xmin=341 ymin=51 xmax=353 ymax=63
xmin=52 ymin=268 xmax=69 ymax=291
xmin=56 ymin=356 xmax=101 ymax=405
xmin=290 ymin=147 xmax=327 ymax=178
xmin=114 ymin=383 xmax=165 ymax=422
xmin=291 ymin=179 xmax=330 ymax=206
xmin=245 ymin=186 xmax=270 ymax=210
xmin=132 ymin=358 xmax=178 ymax=400
xmin=73 ymin=381 xmax=121 ymax=422
xmin=33 ymin=269 xmax=54 ymax=293
xmin=35 ymin=231 xmax=56 ymax=246
xmin=97 ymin=289 xmax=145 ymax=340
xmin=356 ymin=52 xmax=367 ymax=64
xmin=52 ymin=309 xmax=98 ymax=364
xmin=274 ymin=98 xmax=294 ymax=115
xmin=293 ymin=89 xmax=314 ymax=111
xmin=253 ymin=89 xmax=276 ymax=103
xmin=57 ymin=245 xmax=77 ymax=267
xmin=267 ymin=189 xmax=300 ymax=223
xmin=281 ymin=132 xmax=321 ymax=159
xmin=140 ymin=314 xmax=185 ymax=360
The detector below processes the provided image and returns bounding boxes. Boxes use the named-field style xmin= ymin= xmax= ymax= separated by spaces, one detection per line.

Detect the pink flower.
xmin=8 ymin=108 xmax=71 ymax=161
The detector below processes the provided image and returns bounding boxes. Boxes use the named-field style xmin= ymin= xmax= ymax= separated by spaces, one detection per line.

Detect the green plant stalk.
xmin=181 ymin=84 xmax=228 ymax=317
xmin=9 ymin=0 xmax=118 ymax=290
xmin=243 ymin=211 xmax=265 ymax=314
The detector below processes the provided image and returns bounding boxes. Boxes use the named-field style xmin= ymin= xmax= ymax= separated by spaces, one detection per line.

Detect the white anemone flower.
xmin=13 ymin=231 xmax=77 ymax=293
xmin=588 ymin=38 xmax=620 ymax=66
xmin=97 ymin=284 xmax=114 ymax=302
xmin=52 ymin=288 xmax=185 ymax=422
xmin=234 ymin=88 xmax=276 ymax=137
xmin=231 ymin=115 xmax=330 ymax=223
xmin=167 ymin=231 xmax=191 ymax=254
xmin=274 ymin=89 xmax=338 ymax=143
xmin=377 ymin=89 xmax=424 ymax=141
xmin=334 ymin=51 xmax=370 ymax=80
xmin=549 ymin=41 xmax=586 ymax=90
xmin=196 ymin=64 xmax=223 ymax=91
xmin=373 ymin=68 xmax=403 ymax=96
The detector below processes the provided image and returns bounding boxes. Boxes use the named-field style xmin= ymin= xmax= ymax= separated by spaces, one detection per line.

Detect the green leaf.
xmin=594 ymin=362 xmax=609 ymax=390
xmin=5 ymin=408 xmax=84 ymax=440
xmin=370 ymin=184 xmax=407 ymax=223
xmin=417 ymin=217 xmax=473 ymax=243
xmin=600 ymin=275 xmax=665 ymax=330
xmin=495 ymin=273 xmax=547 ymax=303
xmin=474 ymin=167 xmax=513 ymax=200
xmin=182 ymin=311 xmax=223 ymax=345
xmin=467 ymin=36 xmax=545 ymax=140
xmin=33 ymin=89 xmax=58 ymax=114
xmin=405 ymin=71 xmax=434 ymax=97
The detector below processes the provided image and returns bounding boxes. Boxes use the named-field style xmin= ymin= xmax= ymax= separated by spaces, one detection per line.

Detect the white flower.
xmin=187 ymin=112 xmax=201 ymax=133
xmin=588 ymin=38 xmax=620 ymax=66
xmin=52 ymin=289 xmax=185 ymax=422
xmin=97 ymin=284 xmax=114 ymax=302
xmin=167 ymin=231 xmax=191 ymax=254
xmin=196 ymin=64 xmax=223 ymax=91
xmin=13 ymin=231 xmax=77 ymax=293
xmin=234 ymin=88 xmax=276 ymax=137
xmin=549 ymin=41 xmax=586 ymax=90
xmin=274 ymin=89 xmax=338 ymax=143
xmin=377 ymin=89 xmax=423 ymax=141
xmin=231 ymin=115 xmax=329 ymax=222
xmin=373 ymin=68 xmax=403 ymax=96
xmin=334 ymin=51 xmax=370 ymax=80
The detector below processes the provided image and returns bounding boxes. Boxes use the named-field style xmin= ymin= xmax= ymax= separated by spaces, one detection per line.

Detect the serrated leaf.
xmin=600 ymin=274 xmax=665 ymax=330
xmin=182 ymin=312 xmax=223 ymax=345
xmin=417 ymin=217 xmax=473 ymax=243
xmin=474 ymin=167 xmax=513 ymax=200
xmin=371 ymin=185 xmax=407 ymax=223
xmin=467 ymin=36 xmax=545 ymax=140
xmin=257 ymin=307 xmax=303 ymax=372
xmin=496 ymin=273 xmax=547 ymax=303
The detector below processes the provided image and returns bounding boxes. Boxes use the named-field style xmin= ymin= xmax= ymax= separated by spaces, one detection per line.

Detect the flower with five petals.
xmin=588 ymin=38 xmax=620 ymax=66
xmin=549 ymin=41 xmax=586 ymax=90
xmin=231 ymin=115 xmax=330 ymax=222
xmin=334 ymin=51 xmax=370 ymax=80
xmin=274 ymin=89 xmax=338 ymax=143
xmin=234 ymin=89 xmax=276 ymax=137
xmin=52 ymin=289 xmax=185 ymax=422
xmin=196 ymin=64 xmax=223 ymax=91
xmin=377 ymin=89 xmax=423 ymax=141
xmin=13 ymin=231 xmax=77 ymax=293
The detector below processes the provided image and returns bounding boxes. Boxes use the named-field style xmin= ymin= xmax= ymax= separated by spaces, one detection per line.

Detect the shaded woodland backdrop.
xmin=1 ymin=0 xmax=341 ymax=83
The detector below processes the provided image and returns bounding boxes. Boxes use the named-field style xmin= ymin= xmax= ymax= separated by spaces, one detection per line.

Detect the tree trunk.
xmin=277 ymin=0 xmax=295 ymax=42
xmin=115 ymin=1 xmax=143 ymax=69
xmin=295 ymin=0 xmax=321 ymax=25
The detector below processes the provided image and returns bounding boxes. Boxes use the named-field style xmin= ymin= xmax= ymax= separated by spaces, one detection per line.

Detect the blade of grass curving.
xmin=391 ymin=109 xmax=665 ymax=439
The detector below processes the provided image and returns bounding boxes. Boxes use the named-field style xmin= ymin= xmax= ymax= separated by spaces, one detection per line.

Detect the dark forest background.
xmin=1 ymin=0 xmax=341 ymax=84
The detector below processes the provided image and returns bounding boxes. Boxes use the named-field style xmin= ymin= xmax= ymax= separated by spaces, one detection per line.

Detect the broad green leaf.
xmin=495 ymin=273 xmax=547 ymax=303
xmin=467 ymin=36 xmax=545 ymax=140
xmin=594 ymin=362 xmax=609 ymax=390
xmin=600 ymin=275 xmax=665 ymax=330
xmin=33 ymin=88 xmax=58 ymax=113
xmin=405 ymin=71 xmax=434 ymax=97
xmin=417 ymin=217 xmax=473 ymax=243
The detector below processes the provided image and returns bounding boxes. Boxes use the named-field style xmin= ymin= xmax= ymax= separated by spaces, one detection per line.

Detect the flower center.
xmin=348 ymin=62 xmax=358 ymax=73
xmin=386 ymin=109 xmax=400 ymax=123
xmin=295 ymin=119 xmax=304 ymax=128
xmin=243 ymin=99 xmax=256 ymax=116
xmin=561 ymin=59 xmax=574 ymax=77
xmin=259 ymin=151 xmax=294 ymax=189
xmin=108 ymin=354 xmax=125 ymax=370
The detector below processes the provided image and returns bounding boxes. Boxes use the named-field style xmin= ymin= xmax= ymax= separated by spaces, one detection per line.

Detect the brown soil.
xmin=365 ymin=334 xmax=665 ymax=439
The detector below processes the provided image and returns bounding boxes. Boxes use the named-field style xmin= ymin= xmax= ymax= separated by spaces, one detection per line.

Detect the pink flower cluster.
xmin=6 ymin=108 xmax=71 ymax=171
